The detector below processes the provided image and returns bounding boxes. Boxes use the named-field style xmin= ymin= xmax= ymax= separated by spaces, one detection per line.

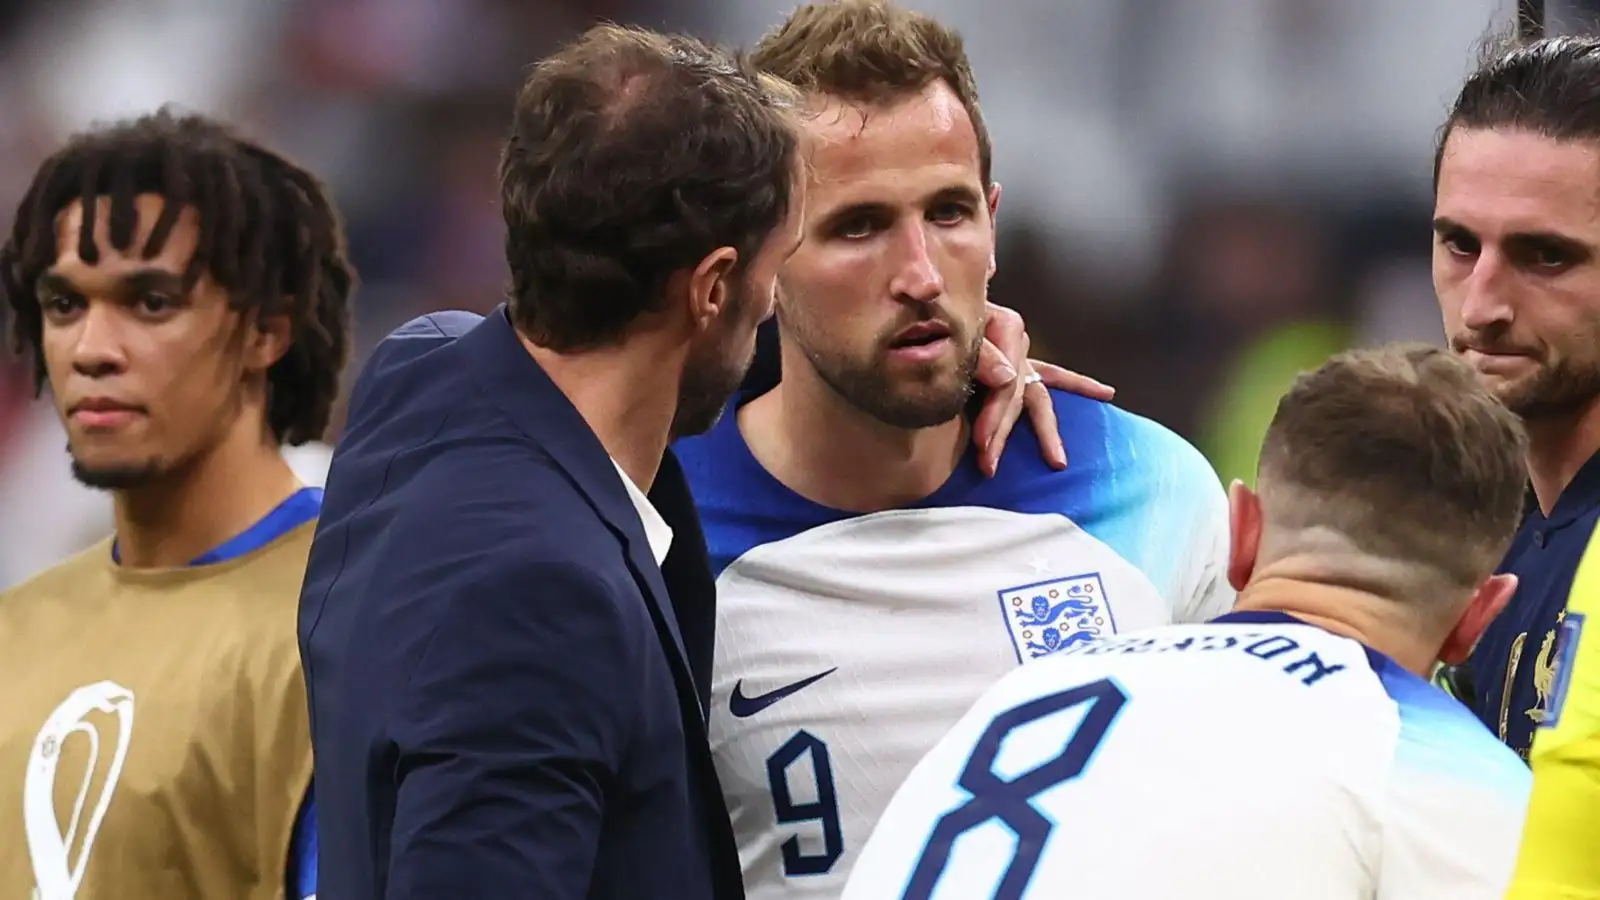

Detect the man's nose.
xmin=888 ymin=222 xmax=944 ymax=304
xmin=70 ymin=304 xmax=130 ymax=377
xmin=1458 ymin=249 xmax=1517 ymax=332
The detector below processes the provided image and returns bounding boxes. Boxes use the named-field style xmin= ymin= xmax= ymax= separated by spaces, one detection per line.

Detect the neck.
xmin=521 ymin=330 xmax=683 ymax=492
xmin=740 ymin=357 xmax=967 ymax=513
xmin=114 ymin=424 xmax=303 ymax=569
xmin=1525 ymin=397 xmax=1600 ymax=514
xmin=1231 ymin=566 xmax=1443 ymax=677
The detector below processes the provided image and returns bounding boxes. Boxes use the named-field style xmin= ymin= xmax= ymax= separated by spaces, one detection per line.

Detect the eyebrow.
xmin=816 ymin=183 xmax=986 ymax=228
xmin=928 ymin=184 xmax=985 ymax=208
xmin=1432 ymin=215 xmax=1592 ymax=250
xmin=36 ymin=267 xmax=186 ymax=298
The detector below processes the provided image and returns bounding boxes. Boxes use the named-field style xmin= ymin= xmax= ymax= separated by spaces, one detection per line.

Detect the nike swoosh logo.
xmin=729 ymin=668 xmax=837 ymax=718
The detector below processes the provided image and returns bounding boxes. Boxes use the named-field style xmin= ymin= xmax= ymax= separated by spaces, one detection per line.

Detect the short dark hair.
xmin=500 ymin=24 xmax=800 ymax=351
xmin=752 ymin=0 xmax=992 ymax=187
xmin=0 ymin=108 xmax=354 ymax=445
xmin=1259 ymin=343 xmax=1529 ymax=591
xmin=1435 ymin=33 xmax=1600 ymax=185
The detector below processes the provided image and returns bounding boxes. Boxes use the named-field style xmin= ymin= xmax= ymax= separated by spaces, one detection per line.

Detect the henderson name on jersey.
xmin=673 ymin=387 xmax=1233 ymax=897
xmin=843 ymin=612 xmax=1532 ymax=900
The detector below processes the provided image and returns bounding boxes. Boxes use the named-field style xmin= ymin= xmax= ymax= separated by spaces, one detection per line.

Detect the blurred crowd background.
xmin=0 ymin=0 xmax=1585 ymax=589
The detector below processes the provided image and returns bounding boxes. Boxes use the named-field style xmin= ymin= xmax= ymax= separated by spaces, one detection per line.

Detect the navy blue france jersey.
xmin=1471 ymin=453 xmax=1600 ymax=757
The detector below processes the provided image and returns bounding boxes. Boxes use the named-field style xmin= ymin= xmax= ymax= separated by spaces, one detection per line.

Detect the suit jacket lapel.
xmin=650 ymin=450 xmax=718 ymax=719
xmin=456 ymin=307 xmax=699 ymax=718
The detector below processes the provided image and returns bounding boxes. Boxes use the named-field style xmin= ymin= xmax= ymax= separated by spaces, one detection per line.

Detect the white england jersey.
xmin=673 ymin=389 xmax=1233 ymax=899
xmin=843 ymin=611 xmax=1532 ymax=900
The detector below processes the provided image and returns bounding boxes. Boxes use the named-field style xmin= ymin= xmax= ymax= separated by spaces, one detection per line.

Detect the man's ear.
xmin=247 ymin=311 xmax=293 ymax=372
xmin=687 ymin=246 xmax=740 ymax=331
xmin=1439 ymin=573 xmax=1518 ymax=666
xmin=1227 ymin=479 xmax=1263 ymax=592
xmin=986 ymin=182 xmax=1002 ymax=280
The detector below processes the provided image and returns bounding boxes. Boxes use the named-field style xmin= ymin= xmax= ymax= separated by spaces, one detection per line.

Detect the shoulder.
xmin=196 ymin=525 xmax=320 ymax=652
xmin=366 ymin=310 xmax=483 ymax=371
xmin=1370 ymin=659 xmax=1529 ymax=893
xmin=993 ymin=390 xmax=1225 ymax=524
xmin=1000 ymin=390 xmax=1219 ymax=488
xmin=1374 ymin=656 xmax=1530 ymax=797
xmin=318 ymin=390 xmax=562 ymax=546
xmin=0 ymin=537 xmax=114 ymax=606
xmin=354 ymin=310 xmax=482 ymax=389
xmin=1064 ymin=391 xmax=1219 ymax=487
xmin=337 ymin=444 xmax=614 ymax=573
xmin=343 ymin=311 xmax=487 ymax=435
xmin=310 ymin=521 xmax=641 ymax=694
xmin=198 ymin=524 xmax=321 ymax=623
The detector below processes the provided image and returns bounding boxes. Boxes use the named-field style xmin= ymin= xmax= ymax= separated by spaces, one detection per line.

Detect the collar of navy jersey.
xmin=1523 ymin=447 xmax=1600 ymax=531
xmin=1208 ymin=610 xmax=1303 ymax=627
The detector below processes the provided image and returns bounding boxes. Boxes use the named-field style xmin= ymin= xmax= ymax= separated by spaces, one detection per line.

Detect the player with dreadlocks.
xmin=0 ymin=108 xmax=352 ymax=900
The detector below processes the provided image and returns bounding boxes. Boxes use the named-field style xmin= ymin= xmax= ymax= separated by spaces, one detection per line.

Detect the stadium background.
xmin=0 ymin=0 xmax=1589 ymax=590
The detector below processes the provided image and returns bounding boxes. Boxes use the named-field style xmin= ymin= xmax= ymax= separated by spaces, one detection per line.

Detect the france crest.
xmin=997 ymin=573 xmax=1116 ymax=662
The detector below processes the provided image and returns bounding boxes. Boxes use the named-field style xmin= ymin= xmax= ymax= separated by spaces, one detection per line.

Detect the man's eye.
xmin=1441 ymin=233 xmax=1478 ymax=257
xmin=1532 ymin=248 xmax=1571 ymax=270
xmin=41 ymin=294 xmax=78 ymax=315
xmin=139 ymin=292 xmax=175 ymax=313
xmin=837 ymin=219 xmax=874 ymax=240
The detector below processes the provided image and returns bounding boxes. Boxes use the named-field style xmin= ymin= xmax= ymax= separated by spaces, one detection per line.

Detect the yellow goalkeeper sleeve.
xmin=1507 ymin=523 xmax=1600 ymax=899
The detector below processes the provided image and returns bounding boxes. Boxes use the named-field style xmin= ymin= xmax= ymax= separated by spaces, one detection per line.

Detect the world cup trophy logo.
xmin=24 ymin=681 xmax=136 ymax=900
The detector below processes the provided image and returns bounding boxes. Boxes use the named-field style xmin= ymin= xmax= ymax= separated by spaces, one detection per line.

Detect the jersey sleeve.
xmin=288 ymin=791 xmax=317 ymax=900
xmin=1374 ymin=667 xmax=1531 ymax=899
xmin=1150 ymin=417 xmax=1235 ymax=623
xmin=1177 ymin=469 xmax=1234 ymax=623
xmin=1096 ymin=402 xmax=1236 ymax=624
xmin=1508 ymin=525 xmax=1600 ymax=899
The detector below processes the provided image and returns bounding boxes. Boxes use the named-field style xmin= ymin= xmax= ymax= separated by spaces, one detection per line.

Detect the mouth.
xmin=886 ymin=322 xmax=955 ymax=364
xmin=1460 ymin=347 xmax=1537 ymax=375
xmin=68 ymin=399 xmax=146 ymax=430
xmin=1459 ymin=343 xmax=1533 ymax=359
xmin=889 ymin=322 xmax=953 ymax=349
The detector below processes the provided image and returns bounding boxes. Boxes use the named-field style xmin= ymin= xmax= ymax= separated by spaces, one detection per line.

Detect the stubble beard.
xmin=806 ymin=328 xmax=982 ymax=430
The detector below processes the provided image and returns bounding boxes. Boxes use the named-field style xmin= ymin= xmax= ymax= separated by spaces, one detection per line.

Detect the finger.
xmin=974 ymin=338 xmax=1017 ymax=388
xmin=973 ymin=399 xmax=1000 ymax=473
xmin=979 ymin=378 xmax=1028 ymax=477
xmin=1032 ymin=359 xmax=1114 ymax=401
xmin=972 ymin=383 xmax=1005 ymax=471
xmin=1023 ymin=381 xmax=1067 ymax=469
xmin=983 ymin=302 xmax=1030 ymax=373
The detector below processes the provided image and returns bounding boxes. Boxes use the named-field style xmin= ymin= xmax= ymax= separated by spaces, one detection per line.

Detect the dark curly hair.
xmin=500 ymin=24 xmax=800 ymax=351
xmin=0 ymin=107 xmax=355 ymax=445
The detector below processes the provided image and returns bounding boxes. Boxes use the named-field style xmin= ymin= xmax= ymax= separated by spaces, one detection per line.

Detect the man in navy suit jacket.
xmin=297 ymin=24 xmax=806 ymax=900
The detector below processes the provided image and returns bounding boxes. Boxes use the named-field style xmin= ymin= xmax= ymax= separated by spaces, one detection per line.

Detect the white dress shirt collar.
xmin=611 ymin=459 xmax=673 ymax=565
